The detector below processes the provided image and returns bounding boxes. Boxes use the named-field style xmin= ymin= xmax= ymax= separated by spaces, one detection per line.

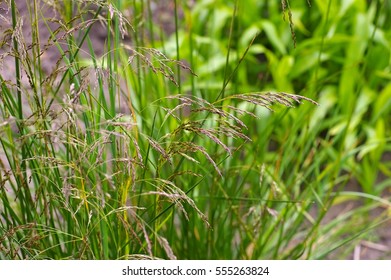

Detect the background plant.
xmin=0 ymin=0 xmax=390 ymax=260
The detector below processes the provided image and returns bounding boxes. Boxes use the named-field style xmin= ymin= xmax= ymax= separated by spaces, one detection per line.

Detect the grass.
xmin=0 ymin=0 xmax=390 ymax=259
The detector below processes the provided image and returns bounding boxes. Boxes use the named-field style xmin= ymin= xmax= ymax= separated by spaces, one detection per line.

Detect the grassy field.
xmin=0 ymin=0 xmax=390 ymax=259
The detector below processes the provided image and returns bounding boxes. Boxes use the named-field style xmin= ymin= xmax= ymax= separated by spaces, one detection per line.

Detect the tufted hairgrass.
xmin=1 ymin=0 xmax=390 ymax=260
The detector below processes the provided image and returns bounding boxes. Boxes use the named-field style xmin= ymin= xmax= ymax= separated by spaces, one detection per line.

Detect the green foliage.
xmin=0 ymin=0 xmax=390 ymax=260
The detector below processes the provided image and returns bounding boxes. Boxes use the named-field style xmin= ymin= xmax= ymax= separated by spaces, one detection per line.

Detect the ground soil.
xmin=320 ymin=177 xmax=391 ymax=260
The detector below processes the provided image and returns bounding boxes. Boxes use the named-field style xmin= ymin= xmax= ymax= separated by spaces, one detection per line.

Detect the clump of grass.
xmin=2 ymin=0 xmax=390 ymax=260
xmin=0 ymin=0 xmax=317 ymax=260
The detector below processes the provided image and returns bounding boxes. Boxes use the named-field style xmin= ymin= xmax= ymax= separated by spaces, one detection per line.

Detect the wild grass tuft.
xmin=1 ymin=0 xmax=390 ymax=260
